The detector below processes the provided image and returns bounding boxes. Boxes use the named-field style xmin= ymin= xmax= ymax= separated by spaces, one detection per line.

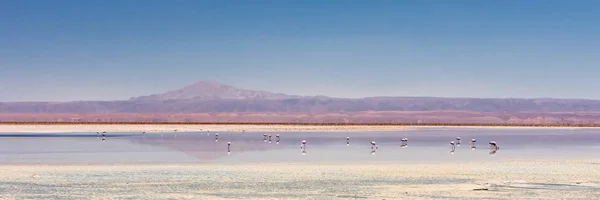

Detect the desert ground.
xmin=4 ymin=111 xmax=600 ymax=125
xmin=1 ymin=123 xmax=598 ymax=133
xmin=1 ymin=160 xmax=599 ymax=199
xmin=0 ymin=124 xmax=417 ymax=133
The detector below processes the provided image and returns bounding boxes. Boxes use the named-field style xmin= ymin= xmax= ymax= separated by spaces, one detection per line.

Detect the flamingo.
xmin=455 ymin=137 xmax=461 ymax=146
xmin=450 ymin=141 xmax=456 ymax=154
xmin=263 ymin=134 xmax=268 ymax=142
xmin=268 ymin=134 xmax=272 ymax=143
xmin=489 ymin=141 xmax=499 ymax=150
xmin=276 ymin=134 xmax=280 ymax=144
xmin=370 ymin=141 xmax=378 ymax=150
xmin=470 ymin=139 xmax=476 ymax=150
xmin=370 ymin=141 xmax=378 ymax=154
xmin=301 ymin=140 xmax=307 ymax=155
xmin=215 ymin=133 xmax=219 ymax=142
xmin=227 ymin=142 xmax=231 ymax=154
xmin=401 ymin=138 xmax=408 ymax=148
xmin=489 ymin=141 xmax=499 ymax=155
xmin=346 ymin=137 xmax=350 ymax=146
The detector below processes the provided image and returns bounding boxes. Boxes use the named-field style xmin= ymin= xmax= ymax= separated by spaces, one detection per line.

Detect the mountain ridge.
xmin=129 ymin=81 xmax=600 ymax=102
xmin=2 ymin=81 xmax=600 ymax=114
xmin=130 ymin=81 xmax=303 ymax=101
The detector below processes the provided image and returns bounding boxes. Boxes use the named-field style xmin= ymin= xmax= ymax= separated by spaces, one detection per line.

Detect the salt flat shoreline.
xmin=0 ymin=124 xmax=598 ymax=133
xmin=2 ymin=159 xmax=599 ymax=199
xmin=1 ymin=158 xmax=597 ymax=168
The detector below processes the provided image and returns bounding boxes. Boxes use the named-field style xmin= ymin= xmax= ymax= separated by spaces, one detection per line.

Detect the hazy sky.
xmin=1 ymin=0 xmax=599 ymax=101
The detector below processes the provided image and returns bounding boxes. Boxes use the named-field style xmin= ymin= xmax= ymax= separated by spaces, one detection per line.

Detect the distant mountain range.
xmin=2 ymin=81 xmax=600 ymax=113
xmin=2 ymin=81 xmax=600 ymax=123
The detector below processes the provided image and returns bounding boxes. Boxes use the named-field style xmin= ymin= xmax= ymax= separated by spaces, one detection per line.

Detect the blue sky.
xmin=1 ymin=0 xmax=599 ymax=101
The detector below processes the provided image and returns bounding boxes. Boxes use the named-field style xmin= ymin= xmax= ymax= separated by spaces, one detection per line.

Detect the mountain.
xmin=3 ymin=81 xmax=600 ymax=124
xmin=4 ymin=97 xmax=600 ymax=113
xmin=131 ymin=81 xmax=301 ymax=101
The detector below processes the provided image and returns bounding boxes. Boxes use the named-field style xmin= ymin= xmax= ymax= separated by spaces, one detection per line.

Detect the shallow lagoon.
xmin=0 ymin=127 xmax=599 ymax=165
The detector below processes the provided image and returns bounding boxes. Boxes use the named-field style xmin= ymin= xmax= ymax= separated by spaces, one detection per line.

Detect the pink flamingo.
xmin=227 ymin=142 xmax=231 ymax=154
xmin=489 ymin=141 xmax=499 ymax=150
xmin=401 ymin=138 xmax=408 ymax=148
xmin=301 ymin=140 xmax=307 ymax=155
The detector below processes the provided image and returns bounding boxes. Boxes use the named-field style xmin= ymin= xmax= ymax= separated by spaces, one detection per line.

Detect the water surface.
xmin=1 ymin=128 xmax=599 ymax=165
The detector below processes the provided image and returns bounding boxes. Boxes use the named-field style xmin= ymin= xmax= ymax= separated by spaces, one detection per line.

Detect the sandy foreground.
xmin=0 ymin=124 xmax=596 ymax=133
xmin=1 ymin=159 xmax=599 ymax=199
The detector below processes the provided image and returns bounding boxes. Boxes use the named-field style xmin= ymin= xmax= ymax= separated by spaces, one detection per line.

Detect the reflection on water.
xmin=0 ymin=128 xmax=599 ymax=164
xmin=489 ymin=149 xmax=498 ymax=155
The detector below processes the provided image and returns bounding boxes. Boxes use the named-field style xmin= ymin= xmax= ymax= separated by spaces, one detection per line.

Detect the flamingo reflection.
xmin=370 ymin=149 xmax=377 ymax=154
